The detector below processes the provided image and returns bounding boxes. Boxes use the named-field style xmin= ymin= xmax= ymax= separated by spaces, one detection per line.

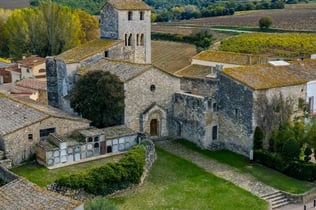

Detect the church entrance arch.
xmin=141 ymin=104 xmax=167 ymax=137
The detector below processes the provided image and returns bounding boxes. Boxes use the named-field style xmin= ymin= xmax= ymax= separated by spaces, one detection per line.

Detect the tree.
xmin=304 ymin=147 xmax=312 ymax=162
xmin=259 ymin=16 xmax=272 ymax=30
xmin=0 ymin=9 xmax=12 ymax=57
xmin=281 ymin=137 xmax=300 ymax=160
xmin=70 ymin=71 xmax=124 ymax=128
xmin=254 ymin=126 xmax=264 ymax=150
xmin=76 ymin=9 xmax=99 ymax=44
xmin=191 ymin=28 xmax=214 ymax=52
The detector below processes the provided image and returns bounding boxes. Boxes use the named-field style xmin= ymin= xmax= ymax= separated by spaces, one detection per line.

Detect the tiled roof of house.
xmin=17 ymin=55 xmax=45 ymax=68
xmin=10 ymin=85 xmax=36 ymax=94
xmin=102 ymin=125 xmax=137 ymax=139
xmin=57 ymin=39 xmax=122 ymax=63
xmin=0 ymin=95 xmax=90 ymax=136
xmin=0 ymin=96 xmax=48 ymax=136
xmin=152 ymin=40 xmax=197 ymax=74
xmin=175 ymin=64 xmax=215 ymax=79
xmin=222 ymin=59 xmax=316 ymax=90
xmin=16 ymin=78 xmax=47 ymax=90
xmin=6 ymin=64 xmax=20 ymax=73
xmin=0 ymin=177 xmax=81 ymax=209
xmin=107 ymin=0 xmax=151 ymax=10
xmin=192 ymin=50 xmax=268 ymax=65
xmin=78 ymin=58 xmax=152 ymax=82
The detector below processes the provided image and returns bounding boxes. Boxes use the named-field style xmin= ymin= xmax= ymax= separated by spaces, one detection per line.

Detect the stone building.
xmin=100 ymin=0 xmax=151 ymax=64
xmin=0 ymin=95 xmax=90 ymax=165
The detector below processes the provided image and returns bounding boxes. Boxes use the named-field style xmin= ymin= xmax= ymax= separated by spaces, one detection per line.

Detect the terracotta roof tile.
xmin=17 ymin=55 xmax=45 ymax=68
xmin=16 ymin=78 xmax=47 ymax=91
xmin=107 ymin=0 xmax=151 ymax=10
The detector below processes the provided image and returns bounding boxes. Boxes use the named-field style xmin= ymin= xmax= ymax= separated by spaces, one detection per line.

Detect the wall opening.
xmin=150 ymin=119 xmax=158 ymax=136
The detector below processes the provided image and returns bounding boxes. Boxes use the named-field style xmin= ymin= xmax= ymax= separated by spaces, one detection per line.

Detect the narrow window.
xmin=28 ymin=134 xmax=33 ymax=141
xmin=128 ymin=11 xmax=133 ymax=20
xmin=140 ymin=34 xmax=144 ymax=46
xmin=212 ymin=126 xmax=218 ymax=140
xmin=150 ymin=84 xmax=156 ymax=92
xmin=140 ymin=11 xmax=144 ymax=20
xmin=104 ymin=51 xmax=108 ymax=57
xmin=213 ymin=103 xmax=217 ymax=112
xmin=125 ymin=34 xmax=128 ymax=46
xmin=128 ymin=34 xmax=132 ymax=46
xmin=235 ymin=109 xmax=238 ymax=120
xmin=136 ymin=34 xmax=139 ymax=46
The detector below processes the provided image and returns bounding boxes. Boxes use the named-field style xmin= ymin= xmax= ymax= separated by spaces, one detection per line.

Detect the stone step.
xmin=261 ymin=191 xmax=290 ymax=209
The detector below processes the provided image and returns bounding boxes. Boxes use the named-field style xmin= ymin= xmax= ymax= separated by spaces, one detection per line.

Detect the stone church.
xmin=46 ymin=0 xmax=316 ymax=158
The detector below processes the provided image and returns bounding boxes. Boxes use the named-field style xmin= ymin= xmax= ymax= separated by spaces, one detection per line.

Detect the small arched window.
xmin=150 ymin=84 xmax=156 ymax=92
xmin=128 ymin=11 xmax=133 ymax=20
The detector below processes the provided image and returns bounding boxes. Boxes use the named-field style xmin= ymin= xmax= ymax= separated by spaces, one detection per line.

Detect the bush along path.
xmin=155 ymin=139 xmax=290 ymax=209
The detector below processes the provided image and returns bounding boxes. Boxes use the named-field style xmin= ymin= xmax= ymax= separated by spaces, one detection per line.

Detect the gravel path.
xmin=155 ymin=139 xmax=278 ymax=197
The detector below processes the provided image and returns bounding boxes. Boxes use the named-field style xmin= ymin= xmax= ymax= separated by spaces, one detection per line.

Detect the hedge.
xmin=254 ymin=150 xmax=316 ymax=181
xmin=55 ymin=145 xmax=146 ymax=195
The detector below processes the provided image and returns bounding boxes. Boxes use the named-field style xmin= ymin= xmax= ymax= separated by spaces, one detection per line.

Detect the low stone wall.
xmin=0 ymin=164 xmax=18 ymax=183
xmin=0 ymin=159 xmax=12 ymax=169
xmin=140 ymin=139 xmax=157 ymax=184
xmin=284 ymin=188 xmax=316 ymax=204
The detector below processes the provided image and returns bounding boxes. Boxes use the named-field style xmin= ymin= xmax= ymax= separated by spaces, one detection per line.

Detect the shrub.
xmin=254 ymin=126 xmax=264 ymax=150
xmin=281 ymin=138 xmax=301 ymax=160
xmin=84 ymin=197 xmax=117 ymax=210
xmin=55 ymin=145 xmax=146 ymax=195
xmin=304 ymin=147 xmax=312 ymax=162
xmin=259 ymin=16 xmax=272 ymax=29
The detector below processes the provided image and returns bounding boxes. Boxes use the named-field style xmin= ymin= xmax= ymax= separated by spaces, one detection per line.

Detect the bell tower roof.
xmin=106 ymin=0 xmax=151 ymax=10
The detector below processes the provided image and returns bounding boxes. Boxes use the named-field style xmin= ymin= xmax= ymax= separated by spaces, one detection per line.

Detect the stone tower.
xmin=100 ymin=0 xmax=151 ymax=64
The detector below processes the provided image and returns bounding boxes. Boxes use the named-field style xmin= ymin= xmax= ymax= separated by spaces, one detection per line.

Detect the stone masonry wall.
xmin=180 ymin=77 xmax=217 ymax=97
xmin=124 ymin=67 xmax=180 ymax=135
xmin=217 ymin=73 xmax=254 ymax=156
xmin=171 ymin=92 xmax=218 ymax=148
xmin=3 ymin=117 xmax=89 ymax=165
xmin=0 ymin=165 xmax=18 ymax=182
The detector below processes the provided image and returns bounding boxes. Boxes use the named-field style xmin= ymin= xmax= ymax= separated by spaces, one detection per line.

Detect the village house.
xmin=0 ymin=94 xmax=90 ymax=165
xmin=10 ymin=78 xmax=48 ymax=104
xmin=18 ymin=55 xmax=46 ymax=81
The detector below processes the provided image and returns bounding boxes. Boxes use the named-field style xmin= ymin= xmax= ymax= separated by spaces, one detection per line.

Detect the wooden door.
xmin=150 ymin=119 xmax=158 ymax=136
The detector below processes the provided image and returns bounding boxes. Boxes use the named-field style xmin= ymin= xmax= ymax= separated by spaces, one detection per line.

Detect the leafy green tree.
xmin=70 ymin=71 xmax=124 ymax=128
xmin=304 ymin=147 xmax=312 ymax=162
xmin=281 ymin=137 xmax=301 ymax=160
xmin=76 ymin=9 xmax=100 ymax=44
xmin=191 ymin=29 xmax=214 ymax=52
xmin=84 ymin=197 xmax=117 ymax=210
xmin=259 ymin=16 xmax=272 ymax=30
xmin=0 ymin=9 xmax=12 ymax=57
xmin=254 ymin=126 xmax=264 ymax=150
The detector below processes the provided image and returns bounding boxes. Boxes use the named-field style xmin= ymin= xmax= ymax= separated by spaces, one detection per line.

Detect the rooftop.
xmin=175 ymin=64 xmax=215 ymax=79
xmin=107 ymin=0 xmax=151 ymax=10
xmin=222 ymin=59 xmax=316 ymax=90
xmin=0 ymin=95 xmax=89 ymax=136
xmin=6 ymin=64 xmax=20 ymax=73
xmin=0 ymin=177 xmax=81 ymax=209
xmin=16 ymin=78 xmax=47 ymax=90
xmin=17 ymin=55 xmax=45 ymax=68
xmin=78 ymin=59 xmax=151 ymax=82
xmin=192 ymin=50 xmax=268 ymax=65
xmin=79 ymin=125 xmax=137 ymax=139
xmin=57 ymin=39 xmax=122 ymax=63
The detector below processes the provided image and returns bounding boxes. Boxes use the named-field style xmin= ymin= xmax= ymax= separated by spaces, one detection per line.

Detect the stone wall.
xmin=3 ymin=117 xmax=89 ymax=165
xmin=0 ymin=165 xmax=18 ymax=182
xmin=124 ymin=67 xmax=180 ymax=136
xmin=283 ymin=188 xmax=316 ymax=204
xmin=217 ymin=73 xmax=254 ymax=156
xmin=180 ymin=77 xmax=217 ymax=97
xmin=0 ymin=159 xmax=12 ymax=169
xmin=171 ymin=92 xmax=218 ymax=148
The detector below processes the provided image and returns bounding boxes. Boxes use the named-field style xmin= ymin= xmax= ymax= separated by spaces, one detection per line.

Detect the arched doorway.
xmin=150 ymin=119 xmax=158 ymax=136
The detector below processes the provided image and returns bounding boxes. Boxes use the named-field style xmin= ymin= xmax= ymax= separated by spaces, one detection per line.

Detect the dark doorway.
xmin=150 ymin=119 xmax=158 ymax=136
xmin=107 ymin=146 xmax=112 ymax=153
xmin=100 ymin=141 xmax=106 ymax=155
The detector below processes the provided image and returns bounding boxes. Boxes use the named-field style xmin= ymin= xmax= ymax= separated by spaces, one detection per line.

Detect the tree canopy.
xmin=69 ymin=71 xmax=124 ymax=128
xmin=1 ymin=2 xmax=99 ymax=60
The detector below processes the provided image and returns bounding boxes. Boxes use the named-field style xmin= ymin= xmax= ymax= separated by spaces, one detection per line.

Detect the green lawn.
xmin=176 ymin=139 xmax=315 ymax=194
xmin=11 ymin=155 xmax=122 ymax=187
xmin=110 ymin=148 xmax=268 ymax=210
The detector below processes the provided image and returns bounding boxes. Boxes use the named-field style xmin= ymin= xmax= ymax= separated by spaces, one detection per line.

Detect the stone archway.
xmin=141 ymin=104 xmax=167 ymax=137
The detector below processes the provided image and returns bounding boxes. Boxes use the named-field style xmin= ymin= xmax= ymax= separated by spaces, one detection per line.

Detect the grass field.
xmin=176 ymin=139 xmax=315 ymax=194
xmin=11 ymin=155 xmax=122 ymax=187
xmin=110 ymin=148 xmax=268 ymax=210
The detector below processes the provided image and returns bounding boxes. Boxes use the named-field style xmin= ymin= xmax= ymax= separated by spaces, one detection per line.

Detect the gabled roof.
xmin=107 ymin=0 xmax=151 ymax=10
xmin=0 ymin=94 xmax=89 ymax=136
xmin=17 ymin=55 xmax=45 ymax=68
xmin=0 ymin=177 xmax=81 ymax=209
xmin=56 ymin=39 xmax=122 ymax=64
xmin=16 ymin=78 xmax=47 ymax=91
xmin=192 ymin=50 xmax=268 ymax=66
xmin=78 ymin=58 xmax=152 ymax=82
xmin=222 ymin=59 xmax=316 ymax=90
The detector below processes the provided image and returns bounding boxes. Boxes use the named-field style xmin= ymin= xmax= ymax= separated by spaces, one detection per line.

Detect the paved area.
xmin=276 ymin=202 xmax=316 ymax=210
